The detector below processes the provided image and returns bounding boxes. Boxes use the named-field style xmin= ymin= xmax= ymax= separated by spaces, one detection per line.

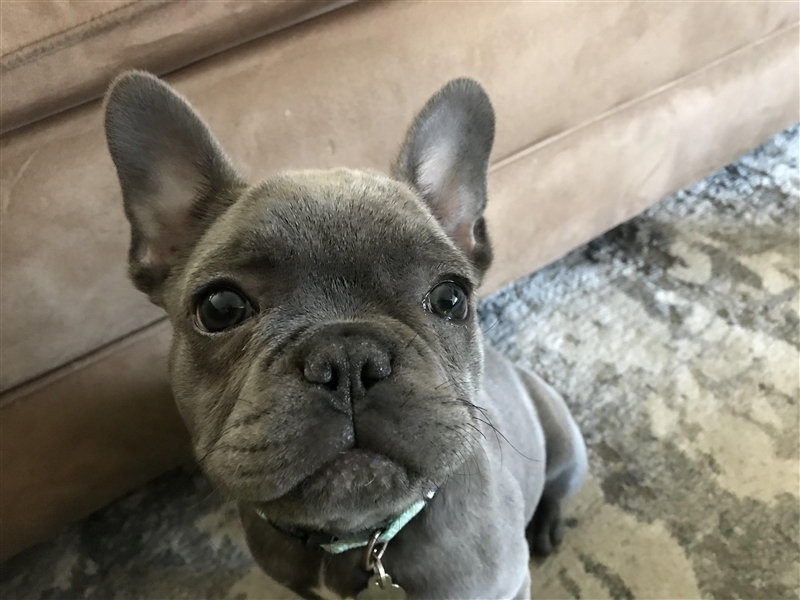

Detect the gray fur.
xmin=104 ymin=72 xmax=586 ymax=599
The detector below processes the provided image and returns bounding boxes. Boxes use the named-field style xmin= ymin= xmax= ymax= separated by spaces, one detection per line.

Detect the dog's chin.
xmin=250 ymin=449 xmax=434 ymax=536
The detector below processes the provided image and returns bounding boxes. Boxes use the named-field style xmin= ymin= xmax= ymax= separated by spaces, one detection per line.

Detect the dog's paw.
xmin=526 ymin=496 xmax=564 ymax=556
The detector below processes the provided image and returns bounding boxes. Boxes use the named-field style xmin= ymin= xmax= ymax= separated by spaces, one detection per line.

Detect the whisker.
xmin=185 ymin=478 xmax=225 ymax=511
xmin=471 ymin=416 xmax=539 ymax=463
xmin=453 ymin=424 xmax=489 ymax=489
xmin=481 ymin=317 xmax=501 ymax=334
xmin=402 ymin=328 xmax=422 ymax=353
xmin=464 ymin=421 xmax=488 ymax=442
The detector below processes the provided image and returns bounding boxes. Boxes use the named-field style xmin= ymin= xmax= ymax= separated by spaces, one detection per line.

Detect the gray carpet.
xmin=2 ymin=125 xmax=798 ymax=600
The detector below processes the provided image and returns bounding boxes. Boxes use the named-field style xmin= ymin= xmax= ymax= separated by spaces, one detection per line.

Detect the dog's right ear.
xmin=104 ymin=71 xmax=244 ymax=305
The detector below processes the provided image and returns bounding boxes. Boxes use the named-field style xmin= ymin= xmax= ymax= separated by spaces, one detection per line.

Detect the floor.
xmin=2 ymin=125 xmax=798 ymax=600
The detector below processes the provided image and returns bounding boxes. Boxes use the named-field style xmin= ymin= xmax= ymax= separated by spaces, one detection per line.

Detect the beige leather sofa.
xmin=2 ymin=1 xmax=797 ymax=562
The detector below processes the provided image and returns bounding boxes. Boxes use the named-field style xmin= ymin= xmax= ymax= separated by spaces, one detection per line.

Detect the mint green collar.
xmin=256 ymin=491 xmax=434 ymax=555
xmin=320 ymin=498 xmax=427 ymax=554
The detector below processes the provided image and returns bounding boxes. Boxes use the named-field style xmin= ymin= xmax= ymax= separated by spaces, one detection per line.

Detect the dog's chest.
xmin=479 ymin=347 xmax=548 ymax=517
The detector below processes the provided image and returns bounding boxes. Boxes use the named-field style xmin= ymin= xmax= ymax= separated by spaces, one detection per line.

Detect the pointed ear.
xmin=104 ymin=71 xmax=245 ymax=305
xmin=393 ymin=78 xmax=495 ymax=273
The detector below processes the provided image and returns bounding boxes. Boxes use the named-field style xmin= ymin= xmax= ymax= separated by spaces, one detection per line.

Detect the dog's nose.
xmin=302 ymin=323 xmax=392 ymax=409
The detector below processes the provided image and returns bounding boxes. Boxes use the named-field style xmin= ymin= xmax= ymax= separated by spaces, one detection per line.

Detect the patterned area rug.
xmin=2 ymin=125 xmax=798 ymax=600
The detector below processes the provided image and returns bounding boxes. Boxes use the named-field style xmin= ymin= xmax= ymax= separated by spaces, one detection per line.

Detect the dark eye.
xmin=195 ymin=288 xmax=253 ymax=333
xmin=425 ymin=281 xmax=469 ymax=320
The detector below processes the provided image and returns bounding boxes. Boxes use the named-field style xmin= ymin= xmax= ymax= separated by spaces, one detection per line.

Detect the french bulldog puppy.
xmin=104 ymin=72 xmax=587 ymax=599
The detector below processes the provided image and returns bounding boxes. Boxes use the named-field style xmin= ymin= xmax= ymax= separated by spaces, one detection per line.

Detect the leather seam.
xmin=489 ymin=20 xmax=800 ymax=173
xmin=0 ymin=316 xmax=170 ymax=408
xmin=1 ymin=1 xmax=168 ymax=69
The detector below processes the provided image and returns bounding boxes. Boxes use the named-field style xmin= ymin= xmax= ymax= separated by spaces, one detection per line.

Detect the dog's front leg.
xmin=517 ymin=367 xmax=588 ymax=556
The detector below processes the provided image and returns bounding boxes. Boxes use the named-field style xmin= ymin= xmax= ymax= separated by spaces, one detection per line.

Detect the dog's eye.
xmin=425 ymin=281 xmax=468 ymax=320
xmin=195 ymin=288 xmax=253 ymax=333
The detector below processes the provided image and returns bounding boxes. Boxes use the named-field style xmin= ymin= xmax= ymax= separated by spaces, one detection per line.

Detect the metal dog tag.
xmin=355 ymin=573 xmax=407 ymax=600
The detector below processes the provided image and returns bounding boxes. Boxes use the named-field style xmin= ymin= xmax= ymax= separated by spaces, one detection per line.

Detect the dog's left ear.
xmin=393 ymin=78 xmax=495 ymax=273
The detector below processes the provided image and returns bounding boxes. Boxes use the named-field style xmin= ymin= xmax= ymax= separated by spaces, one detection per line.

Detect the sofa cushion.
xmin=0 ymin=0 xmax=354 ymax=133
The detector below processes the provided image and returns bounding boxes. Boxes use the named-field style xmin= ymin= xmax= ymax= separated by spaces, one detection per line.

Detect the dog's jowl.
xmin=104 ymin=72 xmax=587 ymax=600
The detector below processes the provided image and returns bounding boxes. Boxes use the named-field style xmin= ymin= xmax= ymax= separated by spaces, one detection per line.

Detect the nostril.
xmin=303 ymin=360 xmax=333 ymax=386
xmin=361 ymin=355 xmax=392 ymax=390
xmin=326 ymin=370 xmax=339 ymax=392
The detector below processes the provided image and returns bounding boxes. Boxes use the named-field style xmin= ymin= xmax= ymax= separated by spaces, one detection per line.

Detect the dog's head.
xmin=105 ymin=73 xmax=495 ymax=536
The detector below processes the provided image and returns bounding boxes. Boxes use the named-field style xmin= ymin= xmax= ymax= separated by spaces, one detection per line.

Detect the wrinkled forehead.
xmin=182 ymin=169 xmax=475 ymax=289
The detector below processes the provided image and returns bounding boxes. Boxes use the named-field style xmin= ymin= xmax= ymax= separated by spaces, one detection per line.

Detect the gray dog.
xmin=104 ymin=72 xmax=587 ymax=599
